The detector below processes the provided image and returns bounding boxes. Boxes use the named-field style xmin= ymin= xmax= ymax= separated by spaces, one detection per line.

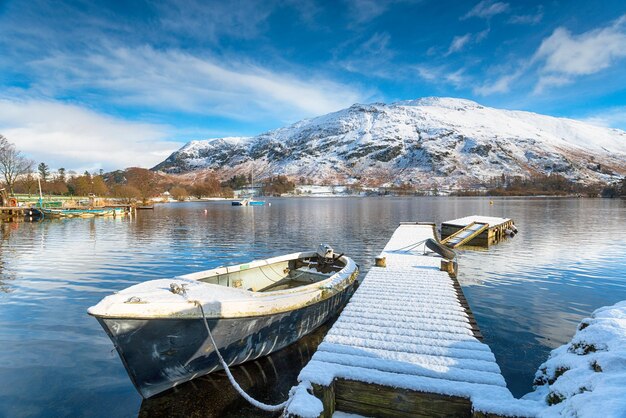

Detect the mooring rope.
xmin=191 ymin=300 xmax=293 ymax=412
xmin=390 ymin=238 xmax=429 ymax=253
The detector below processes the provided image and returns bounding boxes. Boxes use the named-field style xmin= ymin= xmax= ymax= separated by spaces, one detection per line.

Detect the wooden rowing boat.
xmin=88 ymin=245 xmax=358 ymax=398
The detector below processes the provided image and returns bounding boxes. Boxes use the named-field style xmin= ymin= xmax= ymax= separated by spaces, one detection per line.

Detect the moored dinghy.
xmin=88 ymin=245 xmax=358 ymax=398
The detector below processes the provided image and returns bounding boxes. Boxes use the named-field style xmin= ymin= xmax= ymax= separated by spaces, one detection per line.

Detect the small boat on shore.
xmin=88 ymin=245 xmax=358 ymax=398
xmin=41 ymin=208 xmax=115 ymax=218
xmin=231 ymin=198 xmax=265 ymax=206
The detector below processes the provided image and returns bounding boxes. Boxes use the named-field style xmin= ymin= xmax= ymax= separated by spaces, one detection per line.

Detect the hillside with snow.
xmin=153 ymin=98 xmax=626 ymax=188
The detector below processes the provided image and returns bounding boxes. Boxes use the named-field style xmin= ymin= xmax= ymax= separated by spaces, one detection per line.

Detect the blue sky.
xmin=1 ymin=0 xmax=625 ymax=171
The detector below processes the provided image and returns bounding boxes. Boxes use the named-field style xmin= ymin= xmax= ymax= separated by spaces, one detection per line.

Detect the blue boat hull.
xmin=97 ymin=282 xmax=357 ymax=398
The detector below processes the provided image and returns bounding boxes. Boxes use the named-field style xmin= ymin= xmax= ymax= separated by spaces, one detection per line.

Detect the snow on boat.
xmin=88 ymin=245 xmax=358 ymax=398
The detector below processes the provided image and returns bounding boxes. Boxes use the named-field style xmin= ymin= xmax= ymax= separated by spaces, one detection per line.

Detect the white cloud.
xmin=475 ymin=15 xmax=626 ymax=96
xmin=532 ymin=15 xmax=626 ymax=92
xmin=29 ymin=46 xmax=365 ymax=123
xmin=155 ymin=0 xmax=275 ymax=43
xmin=415 ymin=66 xmax=439 ymax=82
xmin=534 ymin=22 xmax=626 ymax=76
xmin=582 ymin=107 xmax=626 ymax=130
xmin=445 ymin=29 xmax=490 ymax=55
xmin=0 ymin=98 xmax=179 ymax=171
xmin=346 ymin=0 xmax=390 ymax=23
xmin=474 ymin=73 xmax=518 ymax=95
xmin=462 ymin=0 xmax=509 ymax=20
xmin=446 ymin=34 xmax=472 ymax=55
xmin=414 ymin=65 xmax=467 ymax=89
xmin=337 ymin=32 xmax=397 ymax=79
xmin=444 ymin=69 xmax=467 ymax=88
xmin=532 ymin=75 xmax=572 ymax=94
xmin=344 ymin=0 xmax=421 ymax=24
xmin=509 ymin=8 xmax=543 ymax=25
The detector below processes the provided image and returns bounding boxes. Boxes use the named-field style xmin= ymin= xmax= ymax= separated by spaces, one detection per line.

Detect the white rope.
xmin=191 ymin=300 xmax=293 ymax=412
xmin=389 ymin=238 xmax=429 ymax=253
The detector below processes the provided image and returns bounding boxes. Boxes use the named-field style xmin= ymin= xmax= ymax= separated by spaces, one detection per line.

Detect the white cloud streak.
xmin=462 ymin=0 xmax=509 ymax=20
xmin=582 ymin=107 xmax=626 ymax=130
xmin=336 ymin=32 xmax=399 ymax=79
xmin=445 ymin=29 xmax=490 ymax=55
xmin=446 ymin=34 xmax=472 ymax=55
xmin=473 ymin=70 xmax=523 ymax=95
xmin=344 ymin=0 xmax=421 ymax=24
xmin=345 ymin=0 xmax=390 ymax=23
xmin=414 ymin=65 xmax=467 ymax=89
xmin=509 ymin=7 xmax=543 ymax=25
xmin=29 ymin=46 xmax=365 ymax=123
xmin=0 ymin=99 xmax=178 ymax=171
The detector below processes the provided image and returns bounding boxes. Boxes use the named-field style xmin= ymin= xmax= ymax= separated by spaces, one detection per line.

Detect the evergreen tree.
xmin=38 ymin=162 xmax=50 ymax=182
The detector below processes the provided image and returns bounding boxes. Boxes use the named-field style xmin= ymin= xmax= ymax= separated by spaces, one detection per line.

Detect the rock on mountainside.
xmin=153 ymin=98 xmax=626 ymax=188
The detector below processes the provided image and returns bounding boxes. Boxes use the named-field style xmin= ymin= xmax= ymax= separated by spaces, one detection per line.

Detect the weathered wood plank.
xmin=335 ymin=379 xmax=472 ymax=418
xmin=312 ymin=382 xmax=335 ymax=418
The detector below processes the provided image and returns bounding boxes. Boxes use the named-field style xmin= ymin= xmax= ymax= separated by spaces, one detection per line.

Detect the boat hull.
xmin=97 ymin=281 xmax=357 ymax=398
xmin=41 ymin=208 xmax=115 ymax=218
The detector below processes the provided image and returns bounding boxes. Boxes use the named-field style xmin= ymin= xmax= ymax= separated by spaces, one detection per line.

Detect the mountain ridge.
xmin=153 ymin=97 xmax=626 ymax=188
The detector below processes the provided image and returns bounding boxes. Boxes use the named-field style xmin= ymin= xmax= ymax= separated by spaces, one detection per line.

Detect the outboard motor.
xmin=317 ymin=243 xmax=335 ymax=260
xmin=316 ymin=243 xmax=338 ymax=273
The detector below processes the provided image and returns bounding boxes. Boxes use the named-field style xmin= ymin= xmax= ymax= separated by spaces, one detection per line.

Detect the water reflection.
xmin=0 ymin=197 xmax=624 ymax=416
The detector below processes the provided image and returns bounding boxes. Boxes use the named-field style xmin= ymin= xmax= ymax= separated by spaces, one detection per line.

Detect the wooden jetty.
xmin=287 ymin=220 xmax=536 ymax=418
xmin=0 ymin=206 xmax=43 ymax=222
xmin=441 ymin=216 xmax=515 ymax=247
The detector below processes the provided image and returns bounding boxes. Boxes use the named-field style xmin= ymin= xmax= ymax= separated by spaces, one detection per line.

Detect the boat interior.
xmin=181 ymin=254 xmax=347 ymax=293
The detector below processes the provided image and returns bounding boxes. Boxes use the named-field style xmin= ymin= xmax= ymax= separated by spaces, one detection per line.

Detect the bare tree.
xmin=0 ymin=135 xmax=33 ymax=194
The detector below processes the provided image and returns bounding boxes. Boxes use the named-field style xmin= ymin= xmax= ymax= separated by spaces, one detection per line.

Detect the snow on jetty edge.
xmin=524 ymin=300 xmax=626 ymax=417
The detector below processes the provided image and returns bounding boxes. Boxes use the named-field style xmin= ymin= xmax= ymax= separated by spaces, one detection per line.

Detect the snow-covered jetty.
xmin=287 ymin=222 xmax=537 ymax=418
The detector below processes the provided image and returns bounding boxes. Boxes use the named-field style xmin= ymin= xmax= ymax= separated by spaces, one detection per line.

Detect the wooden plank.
xmin=442 ymin=222 xmax=489 ymax=248
xmin=473 ymin=411 xmax=518 ymax=418
xmin=452 ymin=277 xmax=483 ymax=341
xmin=335 ymin=379 xmax=472 ymax=418
xmin=454 ymin=224 xmax=489 ymax=247
xmin=312 ymin=382 xmax=335 ymax=418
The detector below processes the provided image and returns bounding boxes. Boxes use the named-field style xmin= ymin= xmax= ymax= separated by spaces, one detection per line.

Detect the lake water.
xmin=1 ymin=197 xmax=625 ymax=417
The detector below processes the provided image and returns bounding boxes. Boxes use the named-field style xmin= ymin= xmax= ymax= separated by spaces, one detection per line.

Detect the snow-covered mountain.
xmin=153 ymin=98 xmax=626 ymax=188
